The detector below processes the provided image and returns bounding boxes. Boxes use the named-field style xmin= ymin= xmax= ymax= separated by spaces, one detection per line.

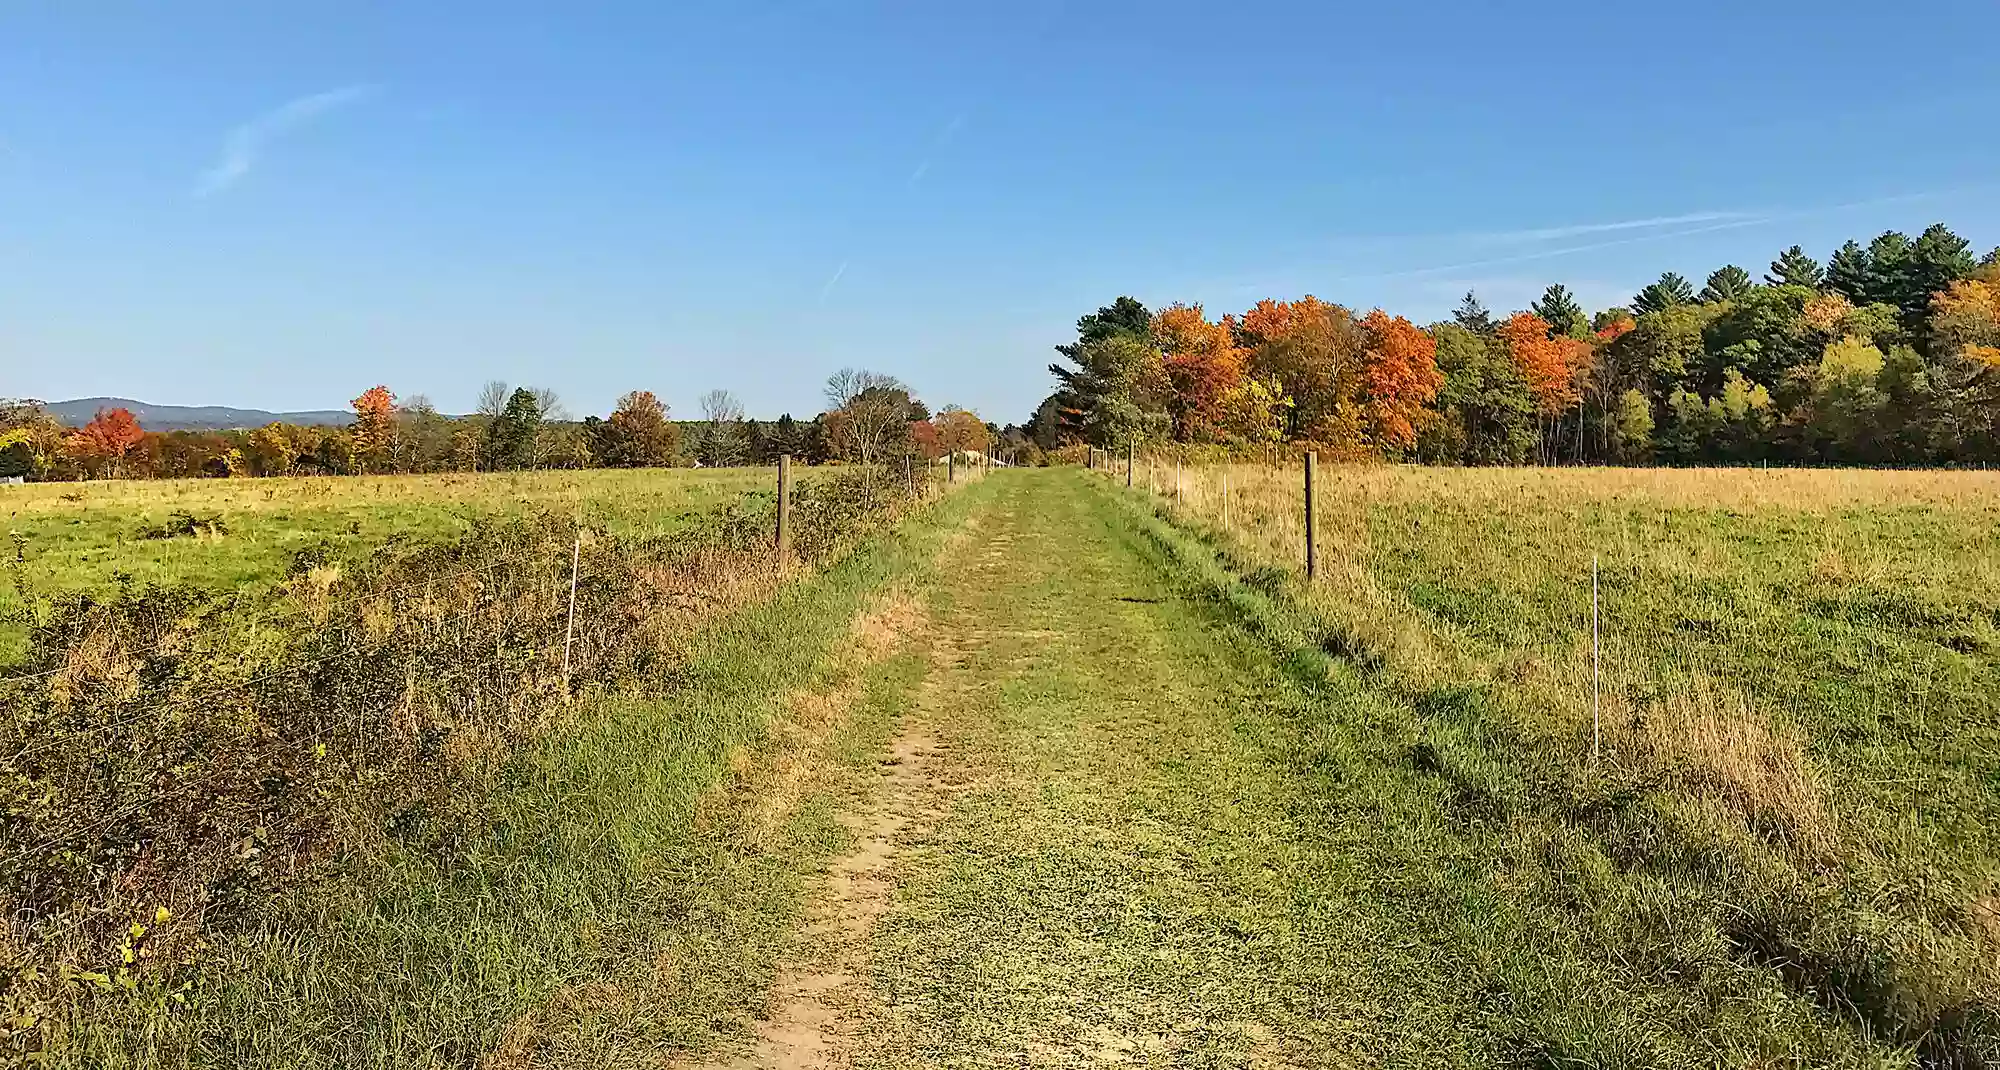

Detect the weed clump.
xmin=137 ymin=510 xmax=228 ymax=540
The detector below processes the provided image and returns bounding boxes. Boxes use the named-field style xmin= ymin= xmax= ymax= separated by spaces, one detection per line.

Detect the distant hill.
xmin=45 ymin=398 xmax=355 ymax=432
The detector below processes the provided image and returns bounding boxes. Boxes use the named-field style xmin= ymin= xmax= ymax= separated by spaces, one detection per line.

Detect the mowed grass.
xmin=0 ymin=467 xmax=772 ymax=662
xmin=1120 ymin=460 xmax=2000 ymax=1062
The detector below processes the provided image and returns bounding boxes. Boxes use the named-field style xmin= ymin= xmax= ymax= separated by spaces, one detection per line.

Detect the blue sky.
xmin=3 ymin=1 xmax=1998 ymax=423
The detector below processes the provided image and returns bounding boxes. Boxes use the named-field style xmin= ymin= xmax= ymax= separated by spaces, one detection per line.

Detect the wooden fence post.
xmin=776 ymin=454 xmax=792 ymax=563
xmin=1126 ymin=443 xmax=1134 ymax=488
xmin=1304 ymin=451 xmax=1318 ymax=581
xmin=948 ymin=452 xmax=956 ymax=484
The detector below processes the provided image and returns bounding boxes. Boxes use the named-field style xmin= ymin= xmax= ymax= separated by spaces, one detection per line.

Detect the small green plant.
xmin=136 ymin=510 xmax=228 ymax=540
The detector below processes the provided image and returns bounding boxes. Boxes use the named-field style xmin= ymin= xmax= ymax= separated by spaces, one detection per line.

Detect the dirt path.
xmin=707 ymin=472 xmax=1469 ymax=1068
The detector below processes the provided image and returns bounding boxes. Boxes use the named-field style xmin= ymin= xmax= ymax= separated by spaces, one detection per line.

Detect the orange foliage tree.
xmin=1239 ymin=295 xmax=1363 ymax=445
xmin=933 ymin=408 xmax=991 ymax=456
xmin=351 ymin=385 xmax=396 ymax=471
xmin=1498 ymin=312 xmax=1590 ymax=414
xmin=1152 ymin=303 xmax=1246 ymax=441
xmin=1357 ymin=310 xmax=1442 ymax=449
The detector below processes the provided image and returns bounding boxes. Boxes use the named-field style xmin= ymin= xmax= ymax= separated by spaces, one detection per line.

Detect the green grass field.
xmin=0 ymin=467 xmax=771 ymax=663
xmin=17 ymin=463 xmax=2000 ymax=1066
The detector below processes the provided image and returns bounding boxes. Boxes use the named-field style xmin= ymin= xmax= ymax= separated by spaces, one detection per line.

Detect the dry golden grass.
xmin=1606 ymin=674 xmax=1829 ymax=849
xmin=1123 ymin=456 xmax=2000 ymax=853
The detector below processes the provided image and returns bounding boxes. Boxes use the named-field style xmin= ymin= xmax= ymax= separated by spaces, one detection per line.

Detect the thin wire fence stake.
xmin=1591 ymin=552 xmax=1601 ymax=766
xmin=562 ymin=528 xmax=581 ymax=684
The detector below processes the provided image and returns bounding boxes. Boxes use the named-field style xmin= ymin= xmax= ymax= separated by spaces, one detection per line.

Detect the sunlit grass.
xmin=1114 ymin=456 xmax=2000 ymax=1058
xmin=0 ymin=467 xmax=775 ymax=662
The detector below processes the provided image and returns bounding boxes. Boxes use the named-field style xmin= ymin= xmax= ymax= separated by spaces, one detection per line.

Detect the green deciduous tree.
xmin=1416 ymin=323 xmax=1536 ymax=465
xmin=483 ymin=388 xmax=543 ymax=470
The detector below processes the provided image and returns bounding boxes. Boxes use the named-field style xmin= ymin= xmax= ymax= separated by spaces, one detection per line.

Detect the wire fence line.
xmin=1093 ymin=451 xmax=1997 ymax=820
xmin=0 ymin=461 xmax=957 ymax=984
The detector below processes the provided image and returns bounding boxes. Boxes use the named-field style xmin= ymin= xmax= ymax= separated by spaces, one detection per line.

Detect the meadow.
xmin=1120 ymin=457 xmax=2000 ymax=1062
xmin=12 ymin=456 xmax=2000 ymax=1066
xmin=0 ymin=467 xmax=772 ymax=663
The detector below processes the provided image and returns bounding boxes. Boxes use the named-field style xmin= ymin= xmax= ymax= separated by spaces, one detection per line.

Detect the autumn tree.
xmin=350 ymin=385 xmax=396 ymax=473
xmin=1498 ymin=313 xmax=1585 ymax=414
xmin=0 ymin=400 xmax=64 ymax=480
xmin=907 ymin=417 xmax=943 ymax=461
xmin=600 ymin=390 xmax=678 ymax=467
xmin=1153 ymin=303 xmax=1246 ymax=442
xmin=1209 ymin=377 xmax=1288 ymax=446
xmin=1594 ymin=311 xmax=1636 ymax=341
xmin=64 ymin=407 xmax=146 ymax=478
xmin=933 ymin=407 xmax=992 ymax=457
xmin=1240 ymin=296 xmax=1365 ymax=446
xmin=1357 ymin=310 xmax=1442 ymax=450
xmin=245 ymin=423 xmax=296 ymax=476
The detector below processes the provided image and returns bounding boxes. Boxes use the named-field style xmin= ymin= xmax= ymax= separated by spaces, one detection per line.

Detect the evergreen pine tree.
xmin=1766 ymin=245 xmax=1825 ymax=288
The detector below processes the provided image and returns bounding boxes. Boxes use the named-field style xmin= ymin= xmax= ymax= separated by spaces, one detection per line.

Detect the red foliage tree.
xmin=1153 ymin=303 xmax=1247 ymax=441
xmin=908 ymin=418 xmax=943 ymax=461
xmin=65 ymin=406 xmax=145 ymax=476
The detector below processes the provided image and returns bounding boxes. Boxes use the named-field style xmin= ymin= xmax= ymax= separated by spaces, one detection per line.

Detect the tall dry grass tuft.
xmin=1608 ymin=675 xmax=1830 ymax=852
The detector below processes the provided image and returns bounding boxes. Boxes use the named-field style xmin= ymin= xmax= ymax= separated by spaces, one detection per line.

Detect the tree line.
xmin=1028 ymin=223 xmax=2000 ymax=466
xmin=0 ymin=372 xmax=1004 ymax=481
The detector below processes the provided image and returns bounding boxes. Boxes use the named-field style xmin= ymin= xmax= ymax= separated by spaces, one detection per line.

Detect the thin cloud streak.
xmin=1465 ymin=210 xmax=1761 ymax=244
xmin=1338 ymin=187 xmax=1976 ymax=284
xmin=1337 ymin=219 xmax=1776 ymax=283
xmin=904 ymin=111 xmax=966 ymax=189
xmin=196 ymin=84 xmax=377 ymax=197
xmin=818 ymin=261 xmax=849 ymax=304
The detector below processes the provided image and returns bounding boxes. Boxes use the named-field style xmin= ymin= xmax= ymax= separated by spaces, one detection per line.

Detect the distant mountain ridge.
xmin=44 ymin=397 xmax=355 ymax=432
